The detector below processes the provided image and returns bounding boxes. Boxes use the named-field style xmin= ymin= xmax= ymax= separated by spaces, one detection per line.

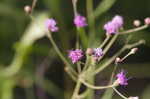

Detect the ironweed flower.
xmin=116 ymin=70 xmax=128 ymax=86
xmin=68 ymin=49 xmax=83 ymax=64
xmin=74 ymin=15 xmax=87 ymax=27
xmin=92 ymin=48 xmax=103 ymax=61
xmin=104 ymin=15 xmax=123 ymax=34
xmin=112 ymin=15 xmax=123 ymax=28
xmin=93 ymin=48 xmax=103 ymax=58
xmin=45 ymin=18 xmax=59 ymax=32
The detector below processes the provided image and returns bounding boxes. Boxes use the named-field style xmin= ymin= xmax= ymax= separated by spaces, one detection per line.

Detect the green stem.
xmin=119 ymin=24 xmax=148 ymax=35
xmin=87 ymin=0 xmax=96 ymax=47
xmin=103 ymin=34 xmax=119 ymax=55
xmin=113 ymin=87 xmax=128 ymax=99
xmin=31 ymin=0 xmax=37 ymax=14
xmin=99 ymin=35 xmax=111 ymax=48
xmin=46 ymin=32 xmax=77 ymax=76
xmin=77 ymin=63 xmax=81 ymax=73
xmin=120 ymin=51 xmax=133 ymax=62
xmin=80 ymin=78 xmax=116 ymax=90
xmin=83 ymin=55 xmax=91 ymax=71
xmin=94 ymin=40 xmax=145 ymax=75
xmin=72 ymin=0 xmax=78 ymax=16
xmin=77 ymin=28 xmax=88 ymax=48
xmin=71 ymin=80 xmax=81 ymax=99
xmin=109 ymin=64 xmax=118 ymax=84
xmin=65 ymin=67 xmax=77 ymax=81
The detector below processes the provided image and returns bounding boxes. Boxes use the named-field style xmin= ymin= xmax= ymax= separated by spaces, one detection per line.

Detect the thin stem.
xmin=77 ymin=28 xmax=88 ymax=48
xmin=76 ymin=28 xmax=80 ymax=49
xmin=46 ymin=32 xmax=77 ymax=76
xmin=120 ymin=52 xmax=132 ymax=62
xmin=65 ymin=67 xmax=77 ymax=81
xmin=119 ymin=24 xmax=148 ymax=35
xmin=77 ymin=63 xmax=82 ymax=73
xmin=99 ymin=35 xmax=111 ymax=48
xmin=87 ymin=0 xmax=96 ymax=47
xmin=80 ymin=78 xmax=115 ymax=90
xmin=110 ymin=64 xmax=118 ymax=84
xmin=72 ymin=0 xmax=78 ymax=16
xmin=103 ymin=34 xmax=119 ymax=55
xmin=83 ymin=55 xmax=91 ymax=71
xmin=31 ymin=0 xmax=37 ymax=13
xmin=71 ymin=80 xmax=81 ymax=99
xmin=112 ymin=87 xmax=128 ymax=99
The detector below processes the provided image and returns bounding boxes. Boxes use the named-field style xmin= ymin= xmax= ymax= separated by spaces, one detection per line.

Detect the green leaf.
xmin=94 ymin=0 xmax=117 ymax=18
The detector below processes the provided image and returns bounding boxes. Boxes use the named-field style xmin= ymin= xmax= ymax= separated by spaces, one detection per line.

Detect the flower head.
xmin=116 ymin=70 xmax=128 ymax=86
xmin=144 ymin=17 xmax=150 ymax=25
xmin=104 ymin=21 xmax=118 ymax=34
xmin=45 ymin=18 xmax=59 ymax=32
xmin=68 ymin=49 xmax=83 ymax=64
xmin=112 ymin=15 xmax=123 ymax=28
xmin=74 ymin=15 xmax=87 ymax=27
xmin=92 ymin=48 xmax=103 ymax=61
xmin=128 ymin=96 xmax=139 ymax=99
xmin=104 ymin=15 xmax=123 ymax=34
xmin=93 ymin=48 xmax=103 ymax=58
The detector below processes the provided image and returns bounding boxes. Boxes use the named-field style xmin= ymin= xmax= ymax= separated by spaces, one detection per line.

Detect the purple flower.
xmin=93 ymin=48 xmax=103 ymax=58
xmin=74 ymin=15 xmax=87 ymax=27
xmin=45 ymin=18 xmax=59 ymax=32
xmin=104 ymin=15 xmax=123 ymax=34
xmin=116 ymin=70 xmax=128 ymax=86
xmin=104 ymin=21 xmax=118 ymax=34
xmin=112 ymin=15 xmax=123 ymax=28
xmin=68 ymin=49 xmax=83 ymax=64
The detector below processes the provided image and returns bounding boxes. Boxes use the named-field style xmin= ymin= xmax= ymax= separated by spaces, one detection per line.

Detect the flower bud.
xmin=130 ymin=48 xmax=138 ymax=54
xmin=86 ymin=48 xmax=94 ymax=55
xmin=24 ymin=5 xmax=32 ymax=14
xmin=115 ymin=57 xmax=121 ymax=64
xmin=144 ymin=17 xmax=150 ymax=25
xmin=133 ymin=20 xmax=141 ymax=27
xmin=64 ymin=67 xmax=69 ymax=72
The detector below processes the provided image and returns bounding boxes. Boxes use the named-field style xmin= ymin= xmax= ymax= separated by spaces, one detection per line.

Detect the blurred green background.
xmin=0 ymin=0 xmax=150 ymax=99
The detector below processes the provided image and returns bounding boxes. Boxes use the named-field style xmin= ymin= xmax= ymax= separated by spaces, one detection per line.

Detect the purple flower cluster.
xmin=45 ymin=18 xmax=59 ymax=32
xmin=68 ymin=49 xmax=83 ymax=64
xmin=74 ymin=15 xmax=87 ymax=27
xmin=104 ymin=15 xmax=123 ymax=34
xmin=116 ymin=70 xmax=128 ymax=86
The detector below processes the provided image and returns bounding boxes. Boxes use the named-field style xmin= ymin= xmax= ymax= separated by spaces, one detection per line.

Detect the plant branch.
xmin=80 ymin=78 xmax=116 ymax=90
xmin=99 ymin=34 xmax=111 ymax=48
xmin=113 ymin=87 xmax=128 ymax=99
xmin=71 ymin=80 xmax=82 ymax=99
xmin=94 ymin=40 xmax=145 ymax=75
xmin=119 ymin=25 xmax=148 ymax=35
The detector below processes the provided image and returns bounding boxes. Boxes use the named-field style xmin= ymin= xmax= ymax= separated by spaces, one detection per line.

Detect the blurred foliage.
xmin=0 ymin=0 xmax=150 ymax=99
